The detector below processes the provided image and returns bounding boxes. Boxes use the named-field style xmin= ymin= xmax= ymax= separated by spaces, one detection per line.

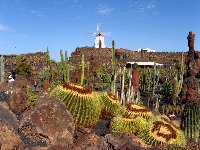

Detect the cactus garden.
xmin=0 ymin=31 xmax=200 ymax=149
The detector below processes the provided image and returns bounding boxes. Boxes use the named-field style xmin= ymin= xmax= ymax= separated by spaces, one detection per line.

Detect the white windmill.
xmin=87 ymin=23 xmax=111 ymax=48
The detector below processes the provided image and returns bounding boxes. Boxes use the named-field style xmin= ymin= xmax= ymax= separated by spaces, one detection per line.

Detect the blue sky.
xmin=0 ymin=0 xmax=200 ymax=61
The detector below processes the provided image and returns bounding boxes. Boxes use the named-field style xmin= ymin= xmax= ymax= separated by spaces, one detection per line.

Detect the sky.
xmin=0 ymin=0 xmax=200 ymax=62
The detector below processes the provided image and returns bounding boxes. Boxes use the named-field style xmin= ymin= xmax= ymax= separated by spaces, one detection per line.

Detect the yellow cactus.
xmin=50 ymin=83 xmax=101 ymax=127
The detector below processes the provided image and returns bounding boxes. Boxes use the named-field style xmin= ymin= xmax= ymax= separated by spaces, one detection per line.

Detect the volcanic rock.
xmin=8 ymin=87 xmax=31 ymax=116
xmin=19 ymin=96 xmax=75 ymax=147
xmin=0 ymin=102 xmax=23 ymax=149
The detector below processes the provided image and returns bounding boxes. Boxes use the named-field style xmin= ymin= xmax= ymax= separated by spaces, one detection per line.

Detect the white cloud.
xmin=129 ymin=0 xmax=156 ymax=12
xmin=140 ymin=1 xmax=155 ymax=11
xmin=0 ymin=24 xmax=8 ymax=31
xmin=98 ymin=4 xmax=114 ymax=15
xmin=30 ymin=10 xmax=43 ymax=17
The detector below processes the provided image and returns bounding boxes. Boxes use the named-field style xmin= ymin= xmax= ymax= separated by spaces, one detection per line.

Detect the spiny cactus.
xmin=111 ymin=40 xmax=115 ymax=76
xmin=0 ymin=55 xmax=5 ymax=82
xmin=60 ymin=50 xmax=66 ymax=82
xmin=171 ymin=75 xmax=179 ymax=107
xmin=50 ymin=83 xmax=101 ymax=127
xmin=139 ymin=116 xmax=186 ymax=147
xmin=110 ymin=116 xmax=148 ymax=135
xmin=46 ymin=47 xmax=53 ymax=83
xmin=65 ymin=51 xmax=70 ymax=82
xmin=81 ymin=55 xmax=85 ymax=85
xmin=181 ymin=102 xmax=200 ymax=141
xmin=120 ymin=67 xmax=125 ymax=105
xmin=100 ymin=92 xmax=127 ymax=118
xmin=125 ymin=103 xmax=155 ymax=121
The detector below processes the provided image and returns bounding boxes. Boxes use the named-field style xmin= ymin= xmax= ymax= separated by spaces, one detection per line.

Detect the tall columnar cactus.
xmin=50 ymin=83 xmax=101 ymax=127
xmin=126 ymin=68 xmax=132 ymax=102
xmin=65 ymin=51 xmax=70 ymax=82
xmin=46 ymin=47 xmax=53 ymax=82
xmin=181 ymin=102 xmax=200 ymax=141
xmin=147 ymin=68 xmax=152 ymax=93
xmin=111 ymin=71 xmax=117 ymax=95
xmin=60 ymin=50 xmax=66 ymax=82
xmin=46 ymin=47 xmax=51 ymax=67
xmin=171 ymin=75 xmax=179 ymax=107
xmin=0 ymin=55 xmax=5 ymax=82
xmin=152 ymin=62 xmax=157 ymax=95
xmin=81 ymin=55 xmax=85 ymax=85
xmin=120 ymin=67 xmax=125 ymax=105
xmin=178 ymin=52 xmax=184 ymax=94
xmin=111 ymin=40 xmax=115 ymax=76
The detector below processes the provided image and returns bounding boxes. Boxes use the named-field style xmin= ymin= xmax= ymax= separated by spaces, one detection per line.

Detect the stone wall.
xmin=0 ymin=52 xmax=47 ymax=80
xmin=69 ymin=47 xmax=189 ymax=83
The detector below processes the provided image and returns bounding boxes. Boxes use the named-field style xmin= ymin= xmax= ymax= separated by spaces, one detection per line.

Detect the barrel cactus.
xmin=50 ymin=83 xmax=101 ymax=127
xmin=139 ymin=116 xmax=186 ymax=147
xmin=100 ymin=92 xmax=127 ymax=118
xmin=110 ymin=116 xmax=148 ymax=135
xmin=181 ymin=102 xmax=200 ymax=141
xmin=125 ymin=103 xmax=155 ymax=121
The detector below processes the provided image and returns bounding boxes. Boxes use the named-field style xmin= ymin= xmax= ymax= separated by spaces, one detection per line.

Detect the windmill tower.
xmin=87 ymin=23 xmax=111 ymax=48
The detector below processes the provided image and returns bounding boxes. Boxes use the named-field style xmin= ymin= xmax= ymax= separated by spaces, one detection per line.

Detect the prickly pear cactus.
xmin=100 ymin=92 xmax=127 ymax=118
xmin=50 ymin=83 xmax=101 ymax=127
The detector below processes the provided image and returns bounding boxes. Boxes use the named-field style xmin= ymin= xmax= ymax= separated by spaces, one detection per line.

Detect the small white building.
xmin=137 ymin=48 xmax=156 ymax=52
xmin=126 ymin=61 xmax=163 ymax=67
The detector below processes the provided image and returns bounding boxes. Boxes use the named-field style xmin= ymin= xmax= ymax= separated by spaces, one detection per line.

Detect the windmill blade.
xmin=102 ymin=32 xmax=111 ymax=36
xmin=97 ymin=22 xmax=102 ymax=32
xmin=86 ymin=32 xmax=97 ymax=35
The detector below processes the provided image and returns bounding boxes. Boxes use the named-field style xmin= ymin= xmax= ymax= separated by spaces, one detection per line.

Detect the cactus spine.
xmin=0 ymin=55 xmax=5 ymax=82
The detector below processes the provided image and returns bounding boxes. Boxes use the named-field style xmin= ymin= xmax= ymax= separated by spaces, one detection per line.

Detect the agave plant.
xmin=50 ymin=83 xmax=101 ymax=127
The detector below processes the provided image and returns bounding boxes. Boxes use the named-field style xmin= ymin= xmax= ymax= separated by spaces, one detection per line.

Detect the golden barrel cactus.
xmin=100 ymin=92 xmax=127 ymax=118
xmin=50 ymin=83 xmax=101 ymax=127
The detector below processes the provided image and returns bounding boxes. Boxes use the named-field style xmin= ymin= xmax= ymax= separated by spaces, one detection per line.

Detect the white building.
xmin=137 ymin=48 xmax=156 ymax=52
xmin=95 ymin=33 xmax=106 ymax=48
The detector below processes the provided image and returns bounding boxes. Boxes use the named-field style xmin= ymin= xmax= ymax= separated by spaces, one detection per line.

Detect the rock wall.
xmin=69 ymin=47 xmax=189 ymax=83
xmin=0 ymin=52 xmax=47 ymax=80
